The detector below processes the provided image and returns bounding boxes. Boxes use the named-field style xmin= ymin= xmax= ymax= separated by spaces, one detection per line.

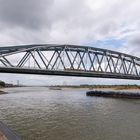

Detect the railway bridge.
xmin=0 ymin=44 xmax=140 ymax=80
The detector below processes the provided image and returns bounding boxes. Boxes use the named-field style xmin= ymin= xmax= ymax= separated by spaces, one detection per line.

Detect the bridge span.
xmin=0 ymin=44 xmax=140 ymax=80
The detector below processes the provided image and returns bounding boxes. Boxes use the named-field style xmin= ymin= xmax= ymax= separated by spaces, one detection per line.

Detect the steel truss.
xmin=0 ymin=44 xmax=140 ymax=80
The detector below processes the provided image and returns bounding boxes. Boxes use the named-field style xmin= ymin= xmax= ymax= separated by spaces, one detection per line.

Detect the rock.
xmin=0 ymin=131 xmax=8 ymax=140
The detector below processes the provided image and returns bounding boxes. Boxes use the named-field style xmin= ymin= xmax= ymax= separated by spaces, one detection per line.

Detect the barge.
xmin=86 ymin=90 xmax=140 ymax=99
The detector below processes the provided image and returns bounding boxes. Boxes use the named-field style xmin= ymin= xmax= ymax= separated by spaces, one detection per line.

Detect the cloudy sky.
xmin=0 ymin=0 xmax=140 ymax=85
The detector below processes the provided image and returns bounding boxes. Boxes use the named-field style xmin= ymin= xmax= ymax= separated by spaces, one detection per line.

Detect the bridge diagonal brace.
xmin=109 ymin=56 xmax=116 ymax=73
xmin=105 ymin=54 xmax=112 ymax=73
xmin=123 ymin=59 xmax=129 ymax=74
xmin=87 ymin=52 xmax=93 ymax=71
xmin=30 ymin=51 xmax=41 ymax=69
xmin=65 ymin=50 xmax=74 ymax=69
xmin=51 ymin=50 xmax=62 ymax=70
xmin=118 ymin=56 xmax=127 ymax=74
xmin=2 ymin=56 xmax=13 ymax=67
xmin=77 ymin=51 xmax=86 ymax=70
xmin=114 ymin=56 xmax=120 ymax=73
xmin=96 ymin=53 xmax=104 ymax=72
xmin=132 ymin=58 xmax=138 ymax=76
xmin=39 ymin=51 xmax=51 ymax=66
xmin=127 ymin=62 xmax=132 ymax=74
xmin=121 ymin=57 xmax=127 ymax=74
xmin=47 ymin=51 xmax=56 ymax=69
xmin=89 ymin=53 xmax=96 ymax=71
xmin=71 ymin=51 xmax=79 ymax=67
xmin=0 ymin=59 xmax=8 ymax=67
xmin=36 ymin=50 xmax=48 ymax=69
xmin=17 ymin=52 xmax=30 ymax=67
xmin=56 ymin=50 xmax=66 ymax=70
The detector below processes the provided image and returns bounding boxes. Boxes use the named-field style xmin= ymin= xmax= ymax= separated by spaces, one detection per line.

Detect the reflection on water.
xmin=0 ymin=87 xmax=140 ymax=140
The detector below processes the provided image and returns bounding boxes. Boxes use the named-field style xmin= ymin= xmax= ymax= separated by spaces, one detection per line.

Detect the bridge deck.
xmin=0 ymin=67 xmax=140 ymax=80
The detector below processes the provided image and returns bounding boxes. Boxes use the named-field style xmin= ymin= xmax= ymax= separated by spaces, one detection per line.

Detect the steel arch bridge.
xmin=0 ymin=44 xmax=140 ymax=80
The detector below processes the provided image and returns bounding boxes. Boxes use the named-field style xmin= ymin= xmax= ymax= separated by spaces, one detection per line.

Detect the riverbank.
xmin=48 ymin=85 xmax=140 ymax=91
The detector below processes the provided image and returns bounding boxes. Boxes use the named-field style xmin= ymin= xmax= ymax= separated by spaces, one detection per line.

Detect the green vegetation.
xmin=0 ymin=80 xmax=5 ymax=88
xmin=0 ymin=80 xmax=6 ymax=94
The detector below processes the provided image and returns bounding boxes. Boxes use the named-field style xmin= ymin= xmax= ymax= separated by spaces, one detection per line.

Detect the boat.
xmin=49 ymin=87 xmax=62 ymax=90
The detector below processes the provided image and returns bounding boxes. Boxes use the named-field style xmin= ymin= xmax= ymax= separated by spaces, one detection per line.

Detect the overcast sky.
xmin=0 ymin=0 xmax=140 ymax=85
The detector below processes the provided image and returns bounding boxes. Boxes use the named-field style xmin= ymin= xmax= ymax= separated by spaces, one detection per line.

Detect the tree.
xmin=0 ymin=81 xmax=5 ymax=87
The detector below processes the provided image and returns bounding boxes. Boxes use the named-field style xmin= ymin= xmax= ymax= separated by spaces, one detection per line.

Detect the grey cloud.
xmin=0 ymin=0 xmax=53 ymax=29
xmin=127 ymin=34 xmax=140 ymax=56
xmin=129 ymin=35 xmax=140 ymax=47
xmin=117 ymin=32 xmax=140 ymax=56
xmin=0 ymin=0 xmax=140 ymax=43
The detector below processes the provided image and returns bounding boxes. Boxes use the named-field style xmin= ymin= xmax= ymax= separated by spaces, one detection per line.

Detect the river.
xmin=0 ymin=87 xmax=140 ymax=140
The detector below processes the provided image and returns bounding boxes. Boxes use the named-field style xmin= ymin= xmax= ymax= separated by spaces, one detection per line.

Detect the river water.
xmin=0 ymin=87 xmax=140 ymax=140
